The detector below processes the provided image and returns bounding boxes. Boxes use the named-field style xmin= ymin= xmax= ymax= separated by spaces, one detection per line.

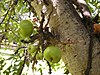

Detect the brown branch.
xmin=39 ymin=11 xmax=45 ymax=32
xmin=44 ymin=5 xmax=53 ymax=29
xmin=71 ymin=0 xmax=94 ymax=75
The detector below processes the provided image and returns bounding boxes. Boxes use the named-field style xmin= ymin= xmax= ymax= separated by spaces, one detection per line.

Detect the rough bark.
xmin=31 ymin=0 xmax=100 ymax=75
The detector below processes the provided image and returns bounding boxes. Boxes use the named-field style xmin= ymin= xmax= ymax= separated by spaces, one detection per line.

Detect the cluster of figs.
xmin=19 ymin=20 xmax=61 ymax=63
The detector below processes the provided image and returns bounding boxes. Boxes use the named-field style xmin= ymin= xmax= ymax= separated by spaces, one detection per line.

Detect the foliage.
xmin=0 ymin=0 xmax=100 ymax=75
xmin=86 ymin=0 xmax=100 ymax=17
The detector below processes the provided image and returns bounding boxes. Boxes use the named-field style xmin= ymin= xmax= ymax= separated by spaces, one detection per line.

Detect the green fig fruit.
xmin=19 ymin=20 xmax=33 ymax=37
xmin=36 ymin=52 xmax=43 ymax=60
xmin=28 ymin=45 xmax=37 ymax=53
xmin=44 ymin=46 xmax=61 ymax=63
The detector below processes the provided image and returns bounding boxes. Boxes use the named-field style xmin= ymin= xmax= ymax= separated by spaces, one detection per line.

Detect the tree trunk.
xmin=31 ymin=0 xmax=100 ymax=75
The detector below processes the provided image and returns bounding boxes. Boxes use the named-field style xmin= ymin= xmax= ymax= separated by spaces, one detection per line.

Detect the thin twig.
xmin=47 ymin=61 xmax=52 ymax=74
xmin=0 ymin=8 xmax=10 ymax=25
xmin=19 ymin=49 xmax=27 ymax=75
xmin=44 ymin=5 xmax=53 ymax=29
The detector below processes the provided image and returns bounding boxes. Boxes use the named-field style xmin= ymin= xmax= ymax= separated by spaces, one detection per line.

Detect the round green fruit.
xmin=44 ymin=46 xmax=61 ymax=63
xmin=19 ymin=20 xmax=33 ymax=37
xmin=36 ymin=52 xmax=43 ymax=60
xmin=28 ymin=45 xmax=37 ymax=53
